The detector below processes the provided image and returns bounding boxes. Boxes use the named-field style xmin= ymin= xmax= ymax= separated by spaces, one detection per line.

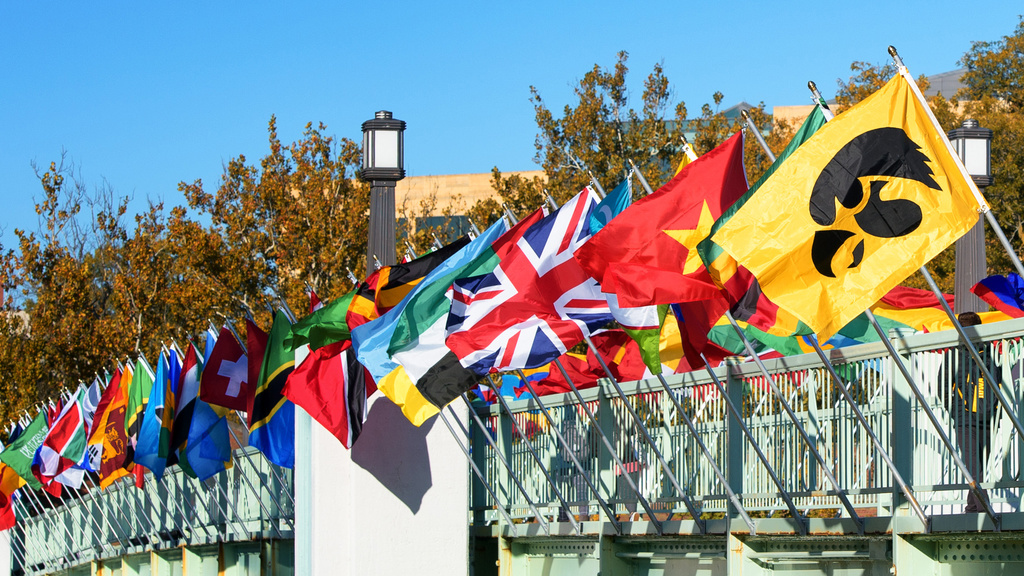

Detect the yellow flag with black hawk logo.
xmin=712 ymin=74 xmax=980 ymax=339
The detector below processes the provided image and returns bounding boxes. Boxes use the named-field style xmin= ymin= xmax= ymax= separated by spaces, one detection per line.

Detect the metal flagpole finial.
xmin=888 ymin=45 xmax=906 ymax=69
xmin=372 ymin=255 xmax=383 ymax=270
xmin=808 ymin=80 xmax=817 ymax=92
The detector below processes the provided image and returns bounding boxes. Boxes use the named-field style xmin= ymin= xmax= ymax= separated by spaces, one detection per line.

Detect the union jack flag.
xmin=445 ymin=187 xmax=614 ymax=376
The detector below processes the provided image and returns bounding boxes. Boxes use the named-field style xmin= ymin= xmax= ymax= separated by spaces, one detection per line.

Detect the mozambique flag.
xmin=347 ymin=269 xmax=382 ymax=330
xmin=697 ymin=107 xmax=828 ymax=337
xmin=249 ymin=311 xmax=296 ymax=468
xmin=575 ymin=132 xmax=749 ymax=308
xmin=712 ymin=74 xmax=980 ymax=339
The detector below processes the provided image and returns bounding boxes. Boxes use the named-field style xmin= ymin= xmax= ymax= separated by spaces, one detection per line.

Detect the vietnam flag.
xmin=575 ymin=132 xmax=749 ymax=308
xmin=696 ymin=107 xmax=828 ymax=338
xmin=712 ymin=74 xmax=980 ymax=339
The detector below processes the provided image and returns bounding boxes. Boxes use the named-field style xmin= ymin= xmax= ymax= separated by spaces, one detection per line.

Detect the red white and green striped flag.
xmin=33 ymin=387 xmax=88 ymax=488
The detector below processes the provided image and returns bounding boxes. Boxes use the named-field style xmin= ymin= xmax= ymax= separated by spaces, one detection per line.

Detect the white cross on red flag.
xmin=200 ymin=325 xmax=251 ymax=411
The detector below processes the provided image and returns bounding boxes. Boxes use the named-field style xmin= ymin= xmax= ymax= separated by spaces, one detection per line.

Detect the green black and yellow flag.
xmin=249 ymin=311 xmax=295 ymax=468
xmin=712 ymin=74 xmax=980 ymax=339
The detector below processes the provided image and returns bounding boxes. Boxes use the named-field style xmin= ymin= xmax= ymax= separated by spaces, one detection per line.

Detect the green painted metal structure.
xmin=11 ymin=447 xmax=293 ymax=576
xmin=469 ymin=318 xmax=1024 ymax=575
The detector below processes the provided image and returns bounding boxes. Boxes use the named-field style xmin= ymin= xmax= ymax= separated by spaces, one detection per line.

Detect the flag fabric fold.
xmin=711 ymin=75 xmax=980 ymax=339
xmin=373 ymin=216 xmax=529 ymax=425
xmin=446 ymin=187 xmax=614 ymax=377
xmin=249 ymin=311 xmax=296 ymax=468
xmin=284 ymin=339 xmax=370 ymax=448
xmin=972 ymin=274 xmax=1024 ymax=318
xmin=575 ymin=133 xmax=749 ymax=308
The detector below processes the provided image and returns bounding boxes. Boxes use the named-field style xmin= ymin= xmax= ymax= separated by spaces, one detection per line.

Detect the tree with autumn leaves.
xmin=0 ymin=120 xmax=369 ymax=425
xmin=2 ymin=19 xmax=1023 ymax=425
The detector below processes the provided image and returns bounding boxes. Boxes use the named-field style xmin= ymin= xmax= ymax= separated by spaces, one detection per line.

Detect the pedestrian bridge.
xmin=8 ymin=447 xmax=293 ymax=576
xmin=10 ymin=319 xmax=1024 ymax=576
xmin=466 ymin=318 xmax=1024 ymax=575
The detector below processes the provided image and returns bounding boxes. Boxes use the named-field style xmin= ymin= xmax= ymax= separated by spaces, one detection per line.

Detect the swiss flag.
xmin=199 ymin=326 xmax=250 ymax=411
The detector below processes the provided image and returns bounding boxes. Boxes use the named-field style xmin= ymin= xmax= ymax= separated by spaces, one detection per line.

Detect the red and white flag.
xmin=283 ymin=340 xmax=370 ymax=448
xmin=445 ymin=187 xmax=614 ymax=376
xmin=199 ymin=326 xmax=250 ymax=411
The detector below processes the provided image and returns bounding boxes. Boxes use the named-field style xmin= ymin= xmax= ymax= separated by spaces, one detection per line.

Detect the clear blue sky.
xmin=1 ymin=1 xmax=1020 ymax=248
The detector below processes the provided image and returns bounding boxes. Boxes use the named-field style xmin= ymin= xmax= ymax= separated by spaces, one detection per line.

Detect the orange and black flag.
xmin=369 ymin=236 xmax=470 ymax=317
xmin=712 ymin=74 xmax=980 ymax=339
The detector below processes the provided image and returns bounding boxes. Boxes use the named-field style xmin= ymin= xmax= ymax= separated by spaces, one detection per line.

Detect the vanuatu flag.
xmin=712 ymin=74 xmax=980 ymax=339
xmin=249 ymin=311 xmax=296 ymax=468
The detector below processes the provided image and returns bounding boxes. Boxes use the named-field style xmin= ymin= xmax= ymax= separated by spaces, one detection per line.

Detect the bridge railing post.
xmin=889 ymin=327 xmax=916 ymax=515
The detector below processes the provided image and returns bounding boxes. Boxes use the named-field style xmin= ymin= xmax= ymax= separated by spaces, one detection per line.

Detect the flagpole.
xmin=203 ymin=476 xmax=251 ymax=540
xmin=580 ymin=332 xmax=707 ymax=533
xmin=13 ymin=496 xmax=60 ymax=568
xmin=628 ymin=159 xmax=657 ymax=196
xmin=210 ymin=469 xmax=265 ymax=539
xmin=227 ymin=450 xmax=289 ymax=537
xmin=515 ymin=371 xmax=630 ymax=534
xmin=805 ymin=337 xmax=929 ymax=527
xmin=741 ymin=109 xmax=776 ymax=163
xmin=481 ymin=391 xmax=583 ymax=535
xmin=739 ymin=105 xmax=926 ymax=526
xmin=698 ymin=353 xmax=809 ymax=534
xmin=863 ymin=308 xmax=1000 ymax=525
xmin=889 ymin=45 xmax=1024 ymax=279
xmin=33 ymin=488 xmax=80 ymax=556
xmin=82 ymin=476 xmax=134 ymax=549
xmin=222 ymin=320 xmax=299 ymax=510
xmin=460 ymin=394 xmax=555 ymax=536
xmin=919 ymin=265 xmax=1024 ymax=442
xmin=723 ymin=311 xmax=865 ymax=532
xmin=552 ymin=358 xmax=657 ymax=532
xmin=565 ymin=147 xmax=607 ymax=198
xmin=5 ymin=529 xmax=27 ymax=571
xmin=67 ymin=485 xmax=116 ymax=555
xmin=807 ymin=81 xmax=836 ymax=121
xmin=19 ymin=491 xmax=66 ymax=564
xmin=437 ymin=409 xmax=519 ymax=537
xmin=75 ymin=481 xmax=130 ymax=551
xmin=116 ymin=476 xmax=160 ymax=545
xmin=652 ymin=372 xmax=757 ymax=534
xmin=165 ymin=471 xmax=214 ymax=542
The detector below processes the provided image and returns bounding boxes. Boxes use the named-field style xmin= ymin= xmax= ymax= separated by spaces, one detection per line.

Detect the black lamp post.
xmin=949 ymin=119 xmax=993 ymax=314
xmin=360 ymin=110 xmax=406 ymax=276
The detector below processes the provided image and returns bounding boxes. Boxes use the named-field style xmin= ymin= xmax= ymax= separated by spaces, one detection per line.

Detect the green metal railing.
xmin=13 ymin=446 xmax=293 ymax=575
xmin=470 ymin=318 xmax=1024 ymax=532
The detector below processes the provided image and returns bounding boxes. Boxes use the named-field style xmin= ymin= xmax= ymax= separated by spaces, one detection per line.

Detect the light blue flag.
xmin=203 ymin=326 xmax=218 ymax=366
xmin=353 ymin=218 xmax=510 ymax=384
xmin=134 ymin=351 xmax=170 ymax=479
xmin=588 ymin=174 xmax=632 ymax=234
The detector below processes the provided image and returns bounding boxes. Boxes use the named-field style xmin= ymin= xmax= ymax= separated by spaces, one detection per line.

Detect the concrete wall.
xmin=296 ymin=376 xmax=469 ymax=576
